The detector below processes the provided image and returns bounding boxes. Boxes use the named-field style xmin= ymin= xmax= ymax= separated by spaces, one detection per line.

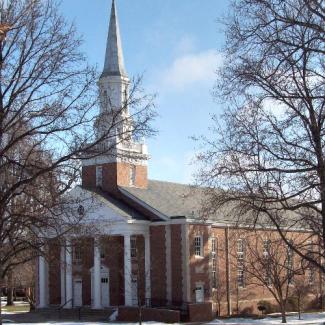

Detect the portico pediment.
xmin=67 ymin=186 xmax=132 ymax=224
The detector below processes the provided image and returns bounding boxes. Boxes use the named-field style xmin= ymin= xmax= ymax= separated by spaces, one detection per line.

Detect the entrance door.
xmin=101 ymin=277 xmax=109 ymax=308
xmin=131 ymin=277 xmax=138 ymax=306
xmin=195 ymin=285 xmax=204 ymax=303
xmin=90 ymin=266 xmax=110 ymax=308
xmin=73 ymin=279 xmax=83 ymax=307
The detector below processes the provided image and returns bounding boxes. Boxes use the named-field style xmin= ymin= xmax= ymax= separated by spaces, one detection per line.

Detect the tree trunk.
xmin=280 ymin=304 xmax=287 ymax=323
xmin=298 ymin=295 xmax=301 ymax=320
xmin=6 ymin=271 xmax=13 ymax=306
xmin=0 ymin=285 xmax=2 ymax=325
xmin=0 ymin=272 xmax=4 ymax=325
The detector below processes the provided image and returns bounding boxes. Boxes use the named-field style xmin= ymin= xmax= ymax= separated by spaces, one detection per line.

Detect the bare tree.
xmin=0 ymin=1 xmax=155 ymax=322
xmin=197 ymin=0 xmax=325 ymax=273
xmin=229 ymin=230 xmax=308 ymax=323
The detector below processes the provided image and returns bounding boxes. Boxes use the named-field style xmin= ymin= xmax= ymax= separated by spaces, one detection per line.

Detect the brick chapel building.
xmin=36 ymin=1 xmax=321 ymax=321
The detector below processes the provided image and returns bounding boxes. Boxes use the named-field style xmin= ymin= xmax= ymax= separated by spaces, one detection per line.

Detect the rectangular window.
xmin=237 ymin=238 xmax=245 ymax=288
xmin=211 ymin=237 xmax=218 ymax=288
xmin=129 ymin=165 xmax=136 ymax=186
xmin=212 ymin=258 xmax=217 ymax=288
xmin=211 ymin=238 xmax=217 ymax=255
xmin=263 ymin=239 xmax=270 ymax=256
xmin=264 ymin=259 xmax=272 ymax=286
xmin=73 ymin=246 xmax=82 ymax=264
xmin=194 ymin=236 xmax=203 ymax=257
xmin=237 ymin=239 xmax=244 ymax=261
xmin=237 ymin=262 xmax=245 ymax=288
xmin=131 ymin=237 xmax=137 ymax=258
xmin=307 ymin=240 xmax=313 ymax=258
xmin=307 ymin=268 xmax=314 ymax=285
xmin=96 ymin=166 xmax=103 ymax=187
xmin=287 ymin=243 xmax=294 ymax=284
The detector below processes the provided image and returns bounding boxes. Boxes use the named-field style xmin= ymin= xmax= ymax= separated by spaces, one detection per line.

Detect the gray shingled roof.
xmin=121 ymin=180 xmax=214 ymax=220
xmin=120 ymin=180 xmax=304 ymax=227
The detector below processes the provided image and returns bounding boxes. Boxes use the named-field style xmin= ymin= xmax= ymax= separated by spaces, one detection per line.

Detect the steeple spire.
xmin=102 ymin=0 xmax=127 ymax=78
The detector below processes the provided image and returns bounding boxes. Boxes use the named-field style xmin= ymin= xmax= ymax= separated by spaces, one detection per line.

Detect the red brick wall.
xmin=133 ymin=235 xmax=146 ymax=305
xmin=82 ymin=162 xmax=148 ymax=191
xmin=117 ymin=307 xmax=180 ymax=323
xmin=150 ymin=226 xmax=167 ymax=305
xmin=188 ymin=224 xmax=211 ymax=303
xmin=48 ymin=241 xmax=61 ymax=305
xmin=188 ymin=303 xmax=214 ymax=322
xmin=101 ymin=236 xmax=124 ymax=306
xmin=82 ymin=165 xmax=96 ymax=188
xmin=69 ymin=236 xmax=124 ymax=307
xmin=171 ymin=225 xmax=183 ymax=305
xmin=81 ymin=238 xmax=93 ymax=306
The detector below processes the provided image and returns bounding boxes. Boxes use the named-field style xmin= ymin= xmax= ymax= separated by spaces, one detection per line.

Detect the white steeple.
xmin=93 ymin=0 xmax=148 ymax=166
xmin=96 ymin=0 xmax=131 ymax=138
xmin=102 ymin=0 xmax=127 ymax=78
xmin=82 ymin=0 xmax=149 ymax=191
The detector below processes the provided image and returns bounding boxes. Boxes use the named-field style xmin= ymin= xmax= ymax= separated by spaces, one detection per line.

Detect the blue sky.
xmin=59 ymin=0 xmax=229 ymax=184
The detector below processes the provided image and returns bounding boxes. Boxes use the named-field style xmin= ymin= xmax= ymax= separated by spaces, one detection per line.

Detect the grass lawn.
xmin=1 ymin=303 xmax=30 ymax=313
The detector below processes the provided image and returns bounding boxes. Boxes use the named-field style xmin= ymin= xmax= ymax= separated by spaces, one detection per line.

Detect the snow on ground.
xmin=2 ymin=323 xmax=176 ymax=325
xmin=208 ymin=312 xmax=325 ymax=324
xmin=1 ymin=297 xmax=29 ymax=308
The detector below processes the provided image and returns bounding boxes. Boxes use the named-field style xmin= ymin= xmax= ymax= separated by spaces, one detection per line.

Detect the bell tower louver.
xmin=82 ymin=0 xmax=149 ymax=192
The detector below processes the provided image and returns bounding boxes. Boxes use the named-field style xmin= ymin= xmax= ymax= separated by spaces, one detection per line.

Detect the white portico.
xmin=38 ymin=193 xmax=152 ymax=309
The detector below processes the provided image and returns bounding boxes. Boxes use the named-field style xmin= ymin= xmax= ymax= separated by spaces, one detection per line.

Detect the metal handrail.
xmin=57 ymin=298 xmax=73 ymax=310
xmin=57 ymin=298 xmax=73 ymax=319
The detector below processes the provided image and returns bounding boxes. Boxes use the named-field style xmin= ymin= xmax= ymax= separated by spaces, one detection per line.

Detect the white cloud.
xmin=161 ymin=50 xmax=223 ymax=91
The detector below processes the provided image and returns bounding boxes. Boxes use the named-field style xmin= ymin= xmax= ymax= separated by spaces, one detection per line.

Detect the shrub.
xmin=240 ymin=306 xmax=254 ymax=315
xmin=286 ymin=296 xmax=299 ymax=312
xmin=257 ymin=300 xmax=276 ymax=314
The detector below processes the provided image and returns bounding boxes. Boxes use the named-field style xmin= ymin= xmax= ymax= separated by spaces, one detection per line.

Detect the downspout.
xmin=225 ymin=226 xmax=232 ymax=316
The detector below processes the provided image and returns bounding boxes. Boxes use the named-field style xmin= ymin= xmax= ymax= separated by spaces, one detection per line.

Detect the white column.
xmin=38 ymin=254 xmax=47 ymax=308
xmin=124 ymin=234 xmax=132 ymax=306
xmin=93 ymin=239 xmax=102 ymax=309
xmin=64 ymin=239 xmax=73 ymax=308
xmin=60 ymin=243 xmax=66 ymax=306
xmin=145 ymin=232 xmax=151 ymax=304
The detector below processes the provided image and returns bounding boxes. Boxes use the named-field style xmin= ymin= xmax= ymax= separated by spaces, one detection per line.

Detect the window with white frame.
xmin=73 ymin=245 xmax=82 ymax=264
xmin=194 ymin=236 xmax=203 ymax=257
xmin=237 ymin=238 xmax=245 ymax=287
xmin=212 ymin=258 xmax=217 ymax=288
xmin=307 ymin=268 xmax=314 ymax=285
xmin=307 ymin=240 xmax=313 ymax=258
xmin=237 ymin=239 xmax=245 ymax=260
xmin=129 ymin=165 xmax=136 ymax=186
xmin=263 ymin=239 xmax=270 ymax=256
xmin=131 ymin=237 xmax=137 ymax=258
xmin=96 ymin=166 xmax=103 ymax=187
xmin=211 ymin=237 xmax=218 ymax=288
xmin=211 ymin=238 xmax=217 ymax=255
xmin=287 ymin=243 xmax=294 ymax=284
xmin=237 ymin=262 xmax=245 ymax=288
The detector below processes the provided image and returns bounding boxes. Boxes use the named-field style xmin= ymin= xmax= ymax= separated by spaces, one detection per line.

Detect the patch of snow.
xmin=108 ymin=308 xmax=118 ymax=321
xmin=208 ymin=312 xmax=325 ymax=324
xmin=4 ymin=322 xmax=179 ymax=325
